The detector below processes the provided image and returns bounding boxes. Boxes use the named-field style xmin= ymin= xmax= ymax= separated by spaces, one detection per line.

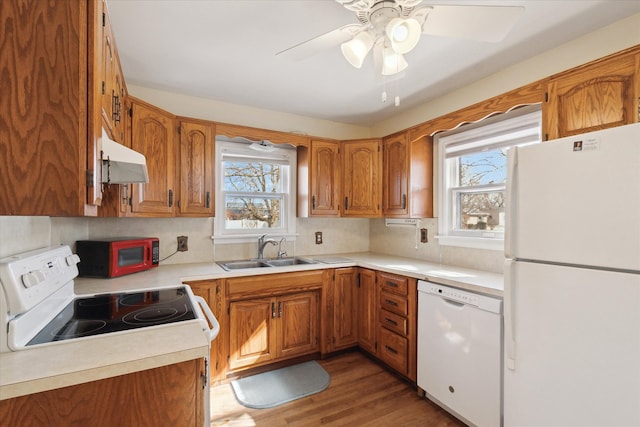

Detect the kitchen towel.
xmin=230 ymin=361 xmax=330 ymax=409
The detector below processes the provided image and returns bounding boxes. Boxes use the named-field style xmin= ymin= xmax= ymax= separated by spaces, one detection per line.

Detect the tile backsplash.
xmin=1 ymin=215 xmax=501 ymax=273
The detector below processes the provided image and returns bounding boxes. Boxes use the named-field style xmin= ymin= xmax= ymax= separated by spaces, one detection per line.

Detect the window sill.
xmin=436 ymin=235 xmax=504 ymax=251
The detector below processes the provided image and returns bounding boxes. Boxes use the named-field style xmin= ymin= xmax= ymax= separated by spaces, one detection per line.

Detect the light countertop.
xmin=1 ymin=252 xmax=502 ymax=400
xmin=74 ymin=252 xmax=503 ymax=297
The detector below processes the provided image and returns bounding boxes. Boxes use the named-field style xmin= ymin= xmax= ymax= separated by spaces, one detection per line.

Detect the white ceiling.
xmin=107 ymin=0 xmax=640 ymax=127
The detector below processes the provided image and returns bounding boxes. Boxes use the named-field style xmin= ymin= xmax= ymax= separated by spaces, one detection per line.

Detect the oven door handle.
xmin=194 ymin=296 xmax=220 ymax=343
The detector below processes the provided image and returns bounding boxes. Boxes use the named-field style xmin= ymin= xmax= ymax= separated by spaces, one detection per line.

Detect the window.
xmin=214 ymin=139 xmax=296 ymax=243
xmin=437 ymin=105 xmax=542 ymax=250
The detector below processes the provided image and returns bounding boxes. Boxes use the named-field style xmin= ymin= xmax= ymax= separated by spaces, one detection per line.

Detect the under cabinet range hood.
xmin=101 ymin=128 xmax=149 ymax=184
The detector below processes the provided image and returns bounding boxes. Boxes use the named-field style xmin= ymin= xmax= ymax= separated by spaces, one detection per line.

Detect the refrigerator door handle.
xmin=504 ymin=147 xmax=518 ymax=259
xmin=504 ymin=260 xmax=516 ymax=370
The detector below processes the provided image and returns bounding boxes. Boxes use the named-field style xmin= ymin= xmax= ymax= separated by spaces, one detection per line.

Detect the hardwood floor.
xmin=209 ymin=351 xmax=467 ymax=426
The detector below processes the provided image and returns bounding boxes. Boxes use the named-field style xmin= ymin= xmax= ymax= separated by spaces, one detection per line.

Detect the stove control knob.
xmin=66 ymin=254 xmax=81 ymax=266
xmin=22 ymin=270 xmax=45 ymax=288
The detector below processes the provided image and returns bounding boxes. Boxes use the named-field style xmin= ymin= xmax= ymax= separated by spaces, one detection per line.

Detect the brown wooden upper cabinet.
xmin=0 ymin=0 xmax=106 ymax=216
xmin=178 ymin=120 xmax=215 ymax=216
xmin=544 ymin=48 xmax=640 ymax=140
xmin=308 ymin=138 xmax=341 ymax=217
xmin=341 ymin=139 xmax=382 ymax=217
xmin=100 ymin=0 xmax=127 ymax=144
xmin=128 ymin=98 xmax=177 ymax=216
xmin=382 ymin=131 xmax=433 ymax=218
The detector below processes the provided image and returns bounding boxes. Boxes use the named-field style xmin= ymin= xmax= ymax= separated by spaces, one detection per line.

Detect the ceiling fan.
xmin=277 ymin=0 xmax=524 ymax=76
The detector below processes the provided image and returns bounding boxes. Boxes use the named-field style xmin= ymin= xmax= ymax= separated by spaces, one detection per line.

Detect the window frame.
xmin=213 ymin=140 xmax=297 ymax=244
xmin=436 ymin=105 xmax=542 ymax=250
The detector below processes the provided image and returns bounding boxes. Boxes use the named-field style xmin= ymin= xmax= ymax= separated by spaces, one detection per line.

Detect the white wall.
xmin=128 ymin=85 xmax=372 ymax=141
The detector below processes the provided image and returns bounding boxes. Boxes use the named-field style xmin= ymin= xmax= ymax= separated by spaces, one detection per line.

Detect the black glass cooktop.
xmin=28 ymin=287 xmax=197 ymax=346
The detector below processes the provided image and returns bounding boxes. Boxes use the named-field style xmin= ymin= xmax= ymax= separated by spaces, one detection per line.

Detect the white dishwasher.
xmin=417 ymin=280 xmax=503 ymax=427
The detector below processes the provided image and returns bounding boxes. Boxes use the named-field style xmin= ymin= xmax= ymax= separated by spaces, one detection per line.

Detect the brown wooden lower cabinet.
xmin=192 ymin=268 xmax=417 ymax=385
xmin=357 ymin=268 xmax=378 ymax=354
xmin=224 ymin=271 xmax=325 ymax=374
xmin=0 ymin=359 xmax=205 ymax=427
xmin=228 ymin=291 xmax=319 ymax=371
xmin=354 ymin=269 xmax=417 ymax=382
xmin=330 ymin=267 xmax=359 ymax=351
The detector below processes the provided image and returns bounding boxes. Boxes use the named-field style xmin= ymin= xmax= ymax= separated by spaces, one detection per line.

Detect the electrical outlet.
xmin=420 ymin=228 xmax=428 ymax=243
xmin=315 ymin=231 xmax=323 ymax=245
xmin=177 ymin=236 xmax=188 ymax=252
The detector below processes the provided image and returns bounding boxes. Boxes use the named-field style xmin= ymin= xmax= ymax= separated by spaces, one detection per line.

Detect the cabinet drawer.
xmin=379 ymin=309 xmax=407 ymax=336
xmin=378 ymin=327 xmax=408 ymax=374
xmin=380 ymin=291 xmax=408 ymax=316
xmin=379 ymin=272 xmax=408 ymax=296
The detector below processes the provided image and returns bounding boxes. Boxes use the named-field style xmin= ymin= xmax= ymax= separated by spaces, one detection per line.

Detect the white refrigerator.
xmin=504 ymin=123 xmax=640 ymax=427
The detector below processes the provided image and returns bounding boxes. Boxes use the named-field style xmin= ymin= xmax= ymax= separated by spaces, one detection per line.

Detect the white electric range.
xmin=0 ymin=245 xmax=219 ymax=425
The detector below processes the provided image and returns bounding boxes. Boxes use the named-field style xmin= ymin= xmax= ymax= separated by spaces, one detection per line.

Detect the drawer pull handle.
xmin=384 ymin=318 xmax=398 ymax=326
xmin=386 ymin=281 xmax=398 ymax=288
xmin=385 ymin=345 xmax=398 ymax=354
xmin=384 ymin=299 xmax=398 ymax=306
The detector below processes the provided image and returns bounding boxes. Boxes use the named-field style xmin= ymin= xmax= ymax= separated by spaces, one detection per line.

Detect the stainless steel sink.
xmin=217 ymin=260 xmax=271 ymax=270
xmin=265 ymin=257 xmax=317 ymax=267
xmin=217 ymin=257 xmax=317 ymax=271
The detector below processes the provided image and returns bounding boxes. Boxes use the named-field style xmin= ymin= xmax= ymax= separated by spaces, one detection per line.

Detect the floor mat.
xmin=230 ymin=361 xmax=330 ymax=409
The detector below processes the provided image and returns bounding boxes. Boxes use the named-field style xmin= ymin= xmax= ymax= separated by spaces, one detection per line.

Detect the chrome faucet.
xmin=257 ymin=234 xmax=278 ymax=259
xmin=277 ymin=237 xmax=287 ymax=259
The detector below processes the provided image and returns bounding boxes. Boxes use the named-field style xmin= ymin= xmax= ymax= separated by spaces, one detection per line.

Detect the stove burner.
xmin=123 ymin=307 xmax=180 ymax=325
xmin=52 ymin=319 xmax=107 ymax=340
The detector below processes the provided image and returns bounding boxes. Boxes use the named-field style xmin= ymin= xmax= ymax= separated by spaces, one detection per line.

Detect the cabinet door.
xmin=130 ymin=99 xmax=176 ymax=216
xmin=0 ymin=0 xmax=101 ymax=216
xmin=341 ymin=139 xmax=382 ymax=217
xmin=277 ymin=292 xmax=319 ymax=359
xmin=187 ymin=280 xmax=226 ymax=383
xmin=383 ymin=132 xmax=434 ymax=218
xmin=0 ymin=359 xmax=204 ymax=427
xmin=382 ymin=133 xmax=409 ymax=216
xmin=545 ymin=50 xmax=640 ymax=140
xmin=310 ymin=139 xmax=340 ymax=216
xmin=358 ymin=268 xmax=377 ymax=354
xmin=178 ymin=120 xmax=214 ymax=216
xmin=229 ymin=298 xmax=276 ymax=370
xmin=333 ymin=268 xmax=359 ymax=350
xmin=100 ymin=0 xmax=115 ymax=137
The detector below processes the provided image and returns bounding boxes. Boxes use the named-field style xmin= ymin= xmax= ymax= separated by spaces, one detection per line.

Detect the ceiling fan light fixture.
xmin=385 ymin=17 xmax=421 ymax=54
xmin=341 ymin=30 xmax=374 ymax=68
xmin=381 ymin=46 xmax=408 ymax=75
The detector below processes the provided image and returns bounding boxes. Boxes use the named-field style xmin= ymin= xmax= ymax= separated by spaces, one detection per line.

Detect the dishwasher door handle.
xmin=442 ymin=298 xmax=465 ymax=308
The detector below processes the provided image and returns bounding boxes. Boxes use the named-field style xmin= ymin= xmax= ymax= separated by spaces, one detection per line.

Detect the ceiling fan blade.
xmin=422 ymin=5 xmax=524 ymax=43
xmin=276 ymin=24 xmax=362 ymax=60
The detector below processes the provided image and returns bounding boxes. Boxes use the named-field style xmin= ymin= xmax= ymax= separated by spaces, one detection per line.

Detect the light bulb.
xmin=341 ymin=31 xmax=374 ymax=69
xmin=385 ymin=18 xmax=422 ymax=54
